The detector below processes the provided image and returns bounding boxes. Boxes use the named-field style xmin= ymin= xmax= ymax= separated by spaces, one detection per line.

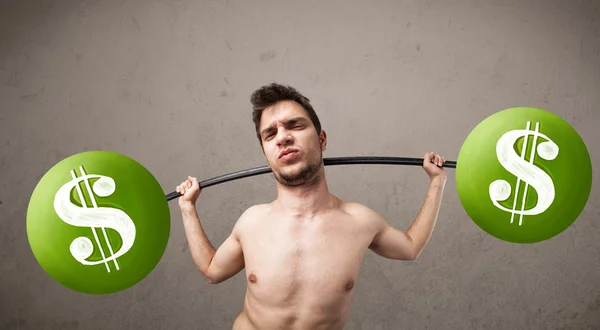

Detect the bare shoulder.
xmin=339 ymin=201 xmax=387 ymax=232
xmin=231 ymin=203 xmax=271 ymax=236
xmin=341 ymin=201 xmax=416 ymax=259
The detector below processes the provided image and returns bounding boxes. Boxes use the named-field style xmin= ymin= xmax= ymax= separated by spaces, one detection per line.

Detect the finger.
xmin=181 ymin=182 xmax=188 ymax=194
xmin=424 ymin=152 xmax=432 ymax=163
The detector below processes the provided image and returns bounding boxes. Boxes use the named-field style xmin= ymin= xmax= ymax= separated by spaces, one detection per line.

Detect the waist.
xmin=236 ymin=294 xmax=351 ymax=330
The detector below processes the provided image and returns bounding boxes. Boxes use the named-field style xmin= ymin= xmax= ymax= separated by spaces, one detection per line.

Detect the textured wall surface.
xmin=1 ymin=0 xmax=599 ymax=329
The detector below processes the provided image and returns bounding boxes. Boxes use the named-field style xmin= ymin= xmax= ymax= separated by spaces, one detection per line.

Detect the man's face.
xmin=259 ymin=100 xmax=326 ymax=187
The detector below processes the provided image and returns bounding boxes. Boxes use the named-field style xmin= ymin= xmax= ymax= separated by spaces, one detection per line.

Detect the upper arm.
xmin=206 ymin=206 xmax=256 ymax=284
xmin=361 ymin=205 xmax=417 ymax=261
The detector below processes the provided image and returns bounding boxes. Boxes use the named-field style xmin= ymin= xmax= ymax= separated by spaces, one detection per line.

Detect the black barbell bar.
xmin=165 ymin=156 xmax=457 ymax=201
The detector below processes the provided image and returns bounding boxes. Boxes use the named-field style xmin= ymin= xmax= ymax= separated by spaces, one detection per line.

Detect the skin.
xmin=177 ymin=100 xmax=447 ymax=329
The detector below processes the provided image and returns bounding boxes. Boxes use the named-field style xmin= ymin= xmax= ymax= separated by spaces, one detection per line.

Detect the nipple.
xmin=248 ymin=273 xmax=258 ymax=283
xmin=345 ymin=279 xmax=354 ymax=291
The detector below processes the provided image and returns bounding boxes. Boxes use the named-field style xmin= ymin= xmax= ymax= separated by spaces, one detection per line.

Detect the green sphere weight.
xmin=26 ymin=150 xmax=170 ymax=294
xmin=456 ymin=107 xmax=592 ymax=243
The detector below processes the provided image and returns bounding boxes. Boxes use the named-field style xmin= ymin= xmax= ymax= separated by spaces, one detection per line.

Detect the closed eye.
xmin=262 ymin=118 xmax=308 ymax=140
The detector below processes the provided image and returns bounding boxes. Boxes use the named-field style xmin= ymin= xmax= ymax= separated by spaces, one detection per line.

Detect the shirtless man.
xmin=176 ymin=83 xmax=447 ymax=329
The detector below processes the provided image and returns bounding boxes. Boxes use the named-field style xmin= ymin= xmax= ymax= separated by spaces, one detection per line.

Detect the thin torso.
xmin=232 ymin=198 xmax=378 ymax=330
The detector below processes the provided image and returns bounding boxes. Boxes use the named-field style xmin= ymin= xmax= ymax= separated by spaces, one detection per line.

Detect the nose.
xmin=275 ymin=128 xmax=293 ymax=146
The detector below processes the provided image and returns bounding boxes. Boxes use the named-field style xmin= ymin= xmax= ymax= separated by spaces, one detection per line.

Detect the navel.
xmin=248 ymin=273 xmax=258 ymax=283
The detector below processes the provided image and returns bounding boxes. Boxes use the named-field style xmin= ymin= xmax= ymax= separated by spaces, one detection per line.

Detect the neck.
xmin=272 ymin=167 xmax=337 ymax=218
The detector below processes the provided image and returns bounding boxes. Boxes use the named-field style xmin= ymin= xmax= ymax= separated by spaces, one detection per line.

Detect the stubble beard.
xmin=275 ymin=148 xmax=323 ymax=187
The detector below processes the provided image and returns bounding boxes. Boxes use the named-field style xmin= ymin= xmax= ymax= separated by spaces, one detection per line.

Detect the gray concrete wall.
xmin=1 ymin=0 xmax=599 ymax=329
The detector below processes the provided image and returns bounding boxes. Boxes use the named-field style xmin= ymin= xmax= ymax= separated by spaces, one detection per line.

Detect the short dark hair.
xmin=250 ymin=83 xmax=322 ymax=147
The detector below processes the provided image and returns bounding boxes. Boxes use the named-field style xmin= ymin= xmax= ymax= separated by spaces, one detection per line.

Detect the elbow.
xmin=204 ymin=267 xmax=228 ymax=284
xmin=203 ymin=270 xmax=223 ymax=284
xmin=410 ymin=240 xmax=421 ymax=260
xmin=205 ymin=274 xmax=221 ymax=284
xmin=407 ymin=236 xmax=420 ymax=260
xmin=197 ymin=265 xmax=220 ymax=284
xmin=411 ymin=246 xmax=426 ymax=260
xmin=392 ymin=250 xmax=419 ymax=261
xmin=398 ymin=252 xmax=418 ymax=261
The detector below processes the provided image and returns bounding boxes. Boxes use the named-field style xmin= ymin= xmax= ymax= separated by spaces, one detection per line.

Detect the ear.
xmin=319 ymin=129 xmax=327 ymax=152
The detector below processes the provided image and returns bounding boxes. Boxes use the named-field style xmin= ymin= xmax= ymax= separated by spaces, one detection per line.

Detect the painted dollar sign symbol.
xmin=489 ymin=121 xmax=560 ymax=226
xmin=53 ymin=165 xmax=136 ymax=272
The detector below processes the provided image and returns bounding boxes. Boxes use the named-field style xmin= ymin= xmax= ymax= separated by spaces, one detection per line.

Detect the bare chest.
xmin=240 ymin=214 xmax=373 ymax=304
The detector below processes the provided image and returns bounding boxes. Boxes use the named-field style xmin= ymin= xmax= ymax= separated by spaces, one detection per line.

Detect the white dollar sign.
xmin=53 ymin=166 xmax=136 ymax=272
xmin=489 ymin=121 xmax=559 ymax=226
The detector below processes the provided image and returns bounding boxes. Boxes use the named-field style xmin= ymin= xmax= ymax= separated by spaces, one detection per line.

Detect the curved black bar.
xmin=165 ymin=156 xmax=457 ymax=201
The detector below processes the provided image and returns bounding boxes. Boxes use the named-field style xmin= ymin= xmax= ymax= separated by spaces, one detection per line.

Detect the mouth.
xmin=279 ymin=150 xmax=299 ymax=161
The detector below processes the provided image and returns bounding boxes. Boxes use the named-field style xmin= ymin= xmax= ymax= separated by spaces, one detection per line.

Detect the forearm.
xmin=407 ymin=176 xmax=446 ymax=258
xmin=181 ymin=205 xmax=216 ymax=275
